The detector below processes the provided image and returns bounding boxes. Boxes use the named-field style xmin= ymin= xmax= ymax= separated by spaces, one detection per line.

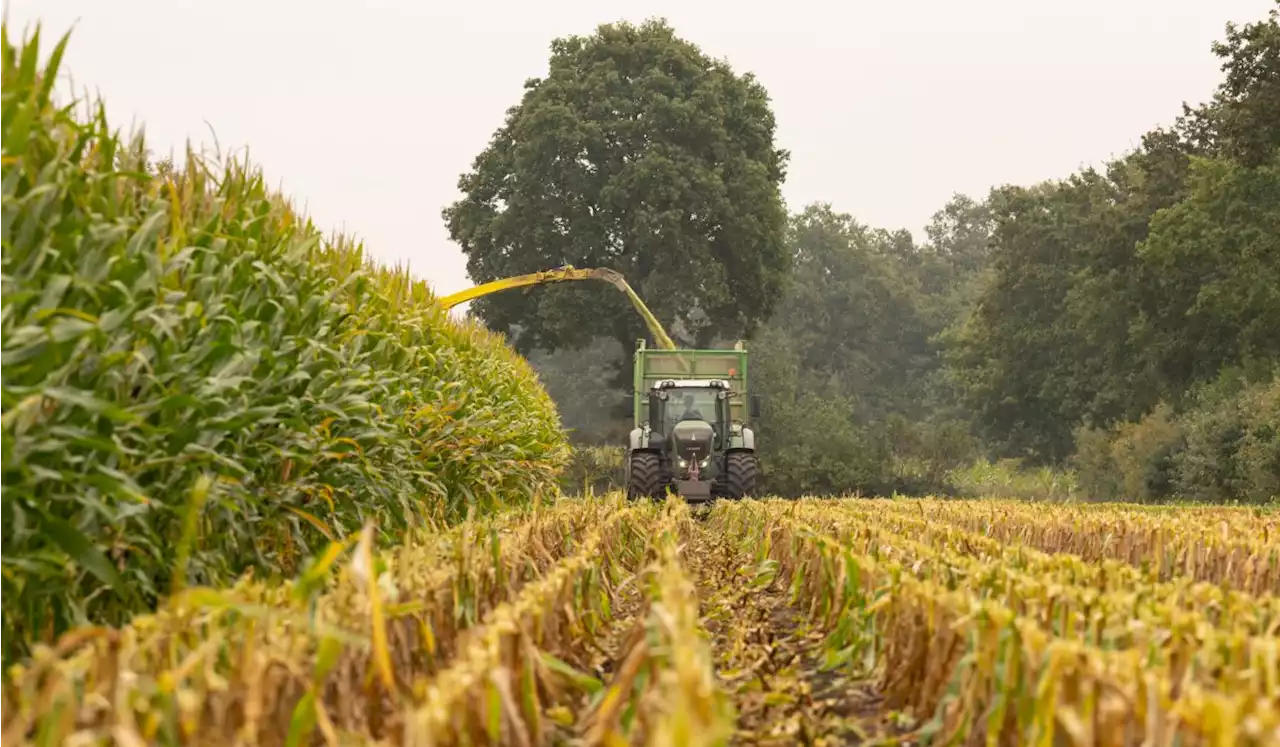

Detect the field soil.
xmin=686 ymin=519 xmax=910 ymax=746
xmin=568 ymin=507 xmax=916 ymax=746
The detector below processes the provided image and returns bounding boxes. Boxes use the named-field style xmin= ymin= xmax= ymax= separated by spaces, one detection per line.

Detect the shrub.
xmin=1174 ymin=376 xmax=1279 ymax=503
xmin=883 ymin=415 xmax=981 ymax=495
xmin=1075 ymin=404 xmax=1184 ymax=502
xmin=758 ymin=392 xmax=891 ymax=497
xmin=559 ymin=445 xmax=626 ymax=495
xmin=1072 ymin=374 xmax=1279 ymax=504
xmin=945 ymin=458 xmax=1079 ymax=501
xmin=1073 ymin=426 xmax=1123 ymax=501
xmin=1169 ymin=400 xmax=1241 ymax=502
xmin=1234 ymin=380 xmax=1280 ymax=501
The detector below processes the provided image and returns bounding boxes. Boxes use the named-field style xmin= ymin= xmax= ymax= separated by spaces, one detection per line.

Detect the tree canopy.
xmin=504 ymin=8 xmax=1278 ymax=503
xmin=444 ymin=18 xmax=790 ymax=361
xmin=946 ymin=7 xmax=1279 ymax=464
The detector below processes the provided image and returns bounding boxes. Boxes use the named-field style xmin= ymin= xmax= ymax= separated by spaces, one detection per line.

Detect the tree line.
xmin=447 ymin=8 xmax=1280 ymax=502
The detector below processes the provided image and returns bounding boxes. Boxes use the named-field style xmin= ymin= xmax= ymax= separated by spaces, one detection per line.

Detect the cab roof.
xmin=651 ymin=379 xmax=730 ymax=390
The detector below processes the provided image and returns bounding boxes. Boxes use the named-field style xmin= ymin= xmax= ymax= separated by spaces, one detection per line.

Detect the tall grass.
xmin=0 ymin=25 xmax=569 ymax=662
xmin=559 ymin=444 xmax=626 ymax=495
xmin=944 ymin=458 xmax=1079 ymax=501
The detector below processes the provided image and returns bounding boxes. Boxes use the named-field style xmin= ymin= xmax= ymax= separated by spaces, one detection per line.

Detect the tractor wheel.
xmin=627 ymin=451 xmax=666 ymax=501
xmin=723 ymin=451 xmax=758 ymax=500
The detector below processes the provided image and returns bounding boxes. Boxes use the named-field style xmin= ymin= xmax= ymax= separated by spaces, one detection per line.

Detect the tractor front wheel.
xmin=723 ymin=451 xmax=759 ymax=500
xmin=627 ymin=451 xmax=667 ymax=501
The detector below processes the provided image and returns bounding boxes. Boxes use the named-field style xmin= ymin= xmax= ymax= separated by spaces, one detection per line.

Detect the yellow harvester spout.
xmin=435 ymin=266 xmax=677 ymax=351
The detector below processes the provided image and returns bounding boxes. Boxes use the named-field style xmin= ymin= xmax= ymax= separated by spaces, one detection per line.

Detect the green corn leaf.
xmin=38 ymin=511 xmax=133 ymax=603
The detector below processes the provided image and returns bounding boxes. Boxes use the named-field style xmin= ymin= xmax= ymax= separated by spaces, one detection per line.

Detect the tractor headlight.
xmin=699 ymin=458 xmax=709 ymax=468
xmin=677 ymin=457 xmax=688 ymax=468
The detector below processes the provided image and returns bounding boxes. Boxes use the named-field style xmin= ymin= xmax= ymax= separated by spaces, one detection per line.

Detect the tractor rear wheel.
xmin=723 ymin=451 xmax=758 ymax=500
xmin=627 ymin=451 xmax=667 ymax=501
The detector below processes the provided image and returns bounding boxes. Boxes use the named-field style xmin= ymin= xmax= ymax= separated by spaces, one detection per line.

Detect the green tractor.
xmin=626 ymin=340 xmax=762 ymax=502
xmin=431 ymin=265 xmax=762 ymax=502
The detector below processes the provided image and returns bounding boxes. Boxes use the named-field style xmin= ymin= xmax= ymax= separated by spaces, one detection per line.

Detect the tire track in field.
xmin=687 ymin=518 xmax=912 ymax=746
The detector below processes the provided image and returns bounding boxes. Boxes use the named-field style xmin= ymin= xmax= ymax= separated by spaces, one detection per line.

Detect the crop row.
xmin=578 ymin=504 xmax=735 ymax=747
xmin=709 ymin=499 xmax=1280 ymax=746
xmin=7 ymin=496 xmax=1277 ymax=745
xmin=0 ymin=497 xmax=648 ymax=745
xmin=1 ymin=498 xmax=746 ymax=747
xmin=881 ymin=498 xmax=1279 ymax=593
xmin=822 ymin=501 xmax=1280 ymax=634
xmin=1 ymin=25 xmax=570 ymax=662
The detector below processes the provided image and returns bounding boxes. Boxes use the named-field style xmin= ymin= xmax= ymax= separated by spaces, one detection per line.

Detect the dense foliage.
xmin=0 ymin=28 xmax=568 ymax=661
xmin=534 ymin=8 xmax=1279 ymax=503
xmin=444 ymin=19 xmax=790 ymax=371
xmin=540 ymin=192 xmax=992 ymax=498
xmin=948 ymin=7 xmax=1279 ymax=499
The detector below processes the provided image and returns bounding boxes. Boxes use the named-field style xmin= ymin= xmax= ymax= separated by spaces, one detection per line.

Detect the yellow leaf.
xmin=285 ymin=505 xmax=336 ymax=542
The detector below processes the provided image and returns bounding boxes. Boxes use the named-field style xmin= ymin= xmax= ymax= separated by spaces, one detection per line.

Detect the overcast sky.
xmin=6 ymin=1 xmax=1271 ymax=296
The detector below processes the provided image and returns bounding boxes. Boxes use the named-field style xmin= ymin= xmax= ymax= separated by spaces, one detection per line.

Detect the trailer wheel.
xmin=723 ymin=451 xmax=758 ymax=500
xmin=627 ymin=451 xmax=667 ymax=501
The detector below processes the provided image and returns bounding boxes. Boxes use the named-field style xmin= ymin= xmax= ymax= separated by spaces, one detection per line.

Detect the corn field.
xmin=3 ymin=496 xmax=1277 ymax=746
xmin=1 ymin=26 xmax=568 ymax=661
xmin=5 ymin=22 xmax=1280 ymax=747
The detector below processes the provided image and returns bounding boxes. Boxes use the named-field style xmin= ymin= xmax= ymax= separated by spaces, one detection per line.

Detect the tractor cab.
xmin=627 ymin=363 xmax=759 ymax=503
xmin=646 ymin=380 xmax=734 ymax=482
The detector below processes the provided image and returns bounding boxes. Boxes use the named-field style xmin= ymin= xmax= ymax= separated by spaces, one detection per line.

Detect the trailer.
xmin=627 ymin=340 xmax=761 ymax=502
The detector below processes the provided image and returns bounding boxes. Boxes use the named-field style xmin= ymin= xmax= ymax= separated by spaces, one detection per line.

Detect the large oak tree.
xmin=444 ymin=19 xmax=790 ymax=361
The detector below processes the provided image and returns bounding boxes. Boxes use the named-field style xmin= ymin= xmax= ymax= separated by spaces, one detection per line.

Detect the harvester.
xmin=436 ymin=266 xmax=761 ymax=502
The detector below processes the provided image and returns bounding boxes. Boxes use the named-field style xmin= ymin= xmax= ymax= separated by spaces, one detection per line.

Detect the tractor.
xmin=625 ymin=340 xmax=761 ymax=502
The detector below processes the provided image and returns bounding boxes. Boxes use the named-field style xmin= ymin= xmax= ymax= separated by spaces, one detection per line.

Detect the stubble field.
xmin=5 ymin=495 xmax=1277 ymax=747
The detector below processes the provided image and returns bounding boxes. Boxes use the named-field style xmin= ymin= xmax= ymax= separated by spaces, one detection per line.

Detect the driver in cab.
xmin=678 ymin=394 xmax=704 ymax=421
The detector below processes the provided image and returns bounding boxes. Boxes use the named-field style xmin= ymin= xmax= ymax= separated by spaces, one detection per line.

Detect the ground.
xmin=688 ymin=521 xmax=906 ymax=746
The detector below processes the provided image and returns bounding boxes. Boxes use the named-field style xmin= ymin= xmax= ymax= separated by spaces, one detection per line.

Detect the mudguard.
xmin=727 ymin=426 xmax=755 ymax=451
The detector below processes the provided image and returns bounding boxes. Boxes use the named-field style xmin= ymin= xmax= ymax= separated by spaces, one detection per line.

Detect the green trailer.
xmin=626 ymin=339 xmax=761 ymax=502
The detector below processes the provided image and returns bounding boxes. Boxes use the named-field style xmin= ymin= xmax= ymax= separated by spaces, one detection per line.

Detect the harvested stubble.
xmin=1 ymin=25 xmax=568 ymax=662
xmin=1 ymin=497 xmax=639 ymax=746
xmin=790 ymin=502 xmax=1280 ymax=705
xmin=578 ymin=501 xmax=735 ymax=747
xmin=7 ymin=496 xmax=1280 ymax=746
xmin=889 ymin=499 xmax=1280 ymax=594
xmin=405 ymin=501 xmax=659 ymax=747
xmin=690 ymin=507 xmax=893 ymax=745
xmin=712 ymin=498 xmax=1280 ymax=747
xmin=806 ymin=502 xmax=1280 ymax=638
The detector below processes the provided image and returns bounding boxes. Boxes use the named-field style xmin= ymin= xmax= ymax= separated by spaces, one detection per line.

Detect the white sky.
xmin=5 ymin=0 xmax=1271 ymax=297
